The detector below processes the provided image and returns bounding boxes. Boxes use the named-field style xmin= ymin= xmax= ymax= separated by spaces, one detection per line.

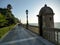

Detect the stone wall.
xmin=43 ymin=27 xmax=60 ymax=45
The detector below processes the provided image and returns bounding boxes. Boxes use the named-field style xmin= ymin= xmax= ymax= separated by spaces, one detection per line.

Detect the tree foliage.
xmin=7 ymin=4 xmax=12 ymax=10
xmin=0 ymin=4 xmax=19 ymax=28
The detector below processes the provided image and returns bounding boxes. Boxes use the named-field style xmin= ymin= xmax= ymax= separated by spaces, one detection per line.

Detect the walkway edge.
xmin=0 ymin=24 xmax=17 ymax=42
xmin=38 ymin=36 xmax=55 ymax=45
xmin=24 ymin=28 xmax=55 ymax=45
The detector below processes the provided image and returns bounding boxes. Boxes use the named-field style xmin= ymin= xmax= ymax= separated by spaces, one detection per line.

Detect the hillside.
xmin=0 ymin=4 xmax=19 ymax=28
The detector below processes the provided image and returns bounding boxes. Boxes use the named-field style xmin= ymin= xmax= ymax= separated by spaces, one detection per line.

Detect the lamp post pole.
xmin=26 ymin=10 xmax=28 ymax=29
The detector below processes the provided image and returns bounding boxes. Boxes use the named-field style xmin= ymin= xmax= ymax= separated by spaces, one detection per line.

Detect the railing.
xmin=43 ymin=27 xmax=60 ymax=45
xmin=22 ymin=24 xmax=60 ymax=45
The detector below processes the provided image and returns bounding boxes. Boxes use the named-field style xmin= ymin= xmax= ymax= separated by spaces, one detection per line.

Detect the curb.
xmin=0 ymin=24 xmax=17 ymax=42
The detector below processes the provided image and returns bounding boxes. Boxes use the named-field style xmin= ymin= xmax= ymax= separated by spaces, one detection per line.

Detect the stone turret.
xmin=40 ymin=4 xmax=54 ymax=28
xmin=37 ymin=4 xmax=55 ymax=36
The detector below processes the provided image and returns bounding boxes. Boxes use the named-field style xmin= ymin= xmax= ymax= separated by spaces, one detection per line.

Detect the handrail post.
xmin=57 ymin=31 xmax=59 ymax=45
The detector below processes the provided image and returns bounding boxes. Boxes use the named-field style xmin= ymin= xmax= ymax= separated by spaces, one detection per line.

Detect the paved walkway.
xmin=0 ymin=25 xmax=54 ymax=45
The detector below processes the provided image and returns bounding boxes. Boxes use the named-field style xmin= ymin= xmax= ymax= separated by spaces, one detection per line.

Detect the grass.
xmin=0 ymin=24 xmax=15 ymax=39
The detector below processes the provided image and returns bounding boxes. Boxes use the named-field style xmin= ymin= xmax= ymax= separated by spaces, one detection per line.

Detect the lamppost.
xmin=26 ymin=10 xmax=28 ymax=29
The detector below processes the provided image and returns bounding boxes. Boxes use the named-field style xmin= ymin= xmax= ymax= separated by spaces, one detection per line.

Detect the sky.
xmin=0 ymin=0 xmax=60 ymax=24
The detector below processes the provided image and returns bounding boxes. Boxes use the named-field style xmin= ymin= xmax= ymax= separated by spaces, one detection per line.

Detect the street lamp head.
xmin=26 ymin=10 xmax=28 ymax=14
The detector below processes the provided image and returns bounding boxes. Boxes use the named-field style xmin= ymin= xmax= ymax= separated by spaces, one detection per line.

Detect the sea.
xmin=29 ymin=22 xmax=60 ymax=29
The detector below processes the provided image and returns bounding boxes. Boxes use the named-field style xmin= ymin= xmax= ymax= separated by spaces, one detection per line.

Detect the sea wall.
xmin=22 ymin=24 xmax=60 ymax=45
xmin=43 ymin=27 xmax=60 ymax=45
xmin=22 ymin=24 xmax=39 ymax=34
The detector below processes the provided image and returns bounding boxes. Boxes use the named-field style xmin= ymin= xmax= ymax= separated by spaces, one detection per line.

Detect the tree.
xmin=0 ymin=13 xmax=7 ymax=28
xmin=7 ymin=4 xmax=12 ymax=10
xmin=0 ymin=4 xmax=20 ymax=28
